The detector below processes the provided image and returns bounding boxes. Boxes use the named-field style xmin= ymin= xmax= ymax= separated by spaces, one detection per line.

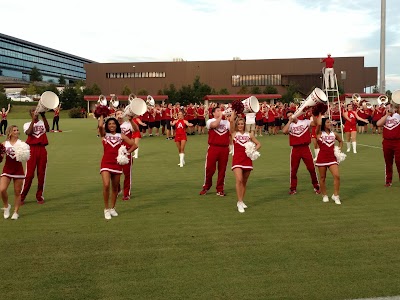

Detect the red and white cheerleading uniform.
xmin=21 ymin=120 xmax=48 ymax=202
xmin=344 ymin=111 xmax=357 ymax=132
xmin=232 ymin=132 xmax=253 ymax=170
xmin=382 ymin=113 xmax=400 ymax=185
xmin=288 ymin=119 xmax=319 ymax=191
xmin=174 ymin=120 xmax=187 ymax=142
xmin=120 ymin=121 xmax=133 ymax=197
xmin=1 ymin=140 xmax=25 ymax=179
xmin=315 ymin=131 xmax=337 ymax=167
xmin=100 ymin=133 xmax=123 ymax=174
xmin=132 ymin=118 xmax=142 ymax=139
xmin=202 ymin=118 xmax=230 ymax=193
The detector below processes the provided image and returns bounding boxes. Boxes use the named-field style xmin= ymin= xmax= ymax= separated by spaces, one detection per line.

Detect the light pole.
xmin=132 ymin=65 xmax=136 ymax=94
xmin=380 ymin=0 xmax=386 ymax=94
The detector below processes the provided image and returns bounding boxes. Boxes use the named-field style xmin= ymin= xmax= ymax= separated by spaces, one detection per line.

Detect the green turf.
xmin=1 ymin=117 xmax=399 ymax=300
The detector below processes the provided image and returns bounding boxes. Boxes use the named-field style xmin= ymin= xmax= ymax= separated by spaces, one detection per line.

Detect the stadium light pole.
xmin=380 ymin=0 xmax=386 ymax=94
xmin=132 ymin=65 xmax=136 ymax=94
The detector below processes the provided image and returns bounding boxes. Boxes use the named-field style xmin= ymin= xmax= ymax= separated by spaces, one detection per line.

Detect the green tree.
xmin=263 ymin=85 xmax=278 ymax=94
xmin=24 ymin=83 xmax=37 ymax=96
xmin=59 ymin=75 xmax=66 ymax=85
xmin=137 ymin=89 xmax=148 ymax=95
xmin=29 ymin=66 xmax=43 ymax=82
xmin=0 ymin=92 xmax=9 ymax=108
xmin=218 ymin=88 xmax=229 ymax=95
xmin=60 ymin=86 xmax=80 ymax=109
xmin=0 ymin=84 xmax=4 ymax=93
xmin=250 ymin=86 xmax=262 ymax=94
xmin=162 ymin=84 xmax=179 ymax=104
xmin=372 ymin=85 xmax=379 ymax=93
xmin=121 ymin=85 xmax=131 ymax=95
xmin=282 ymin=83 xmax=300 ymax=103
xmin=237 ymin=86 xmax=249 ymax=94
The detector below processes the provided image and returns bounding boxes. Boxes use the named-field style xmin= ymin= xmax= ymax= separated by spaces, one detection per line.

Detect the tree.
xmin=250 ymin=86 xmax=262 ymax=94
xmin=59 ymin=75 xmax=66 ymax=85
xmin=121 ymin=85 xmax=131 ymax=95
xmin=237 ymin=86 xmax=249 ymax=94
xmin=29 ymin=66 xmax=43 ymax=82
xmin=137 ymin=89 xmax=148 ymax=95
xmin=281 ymin=83 xmax=300 ymax=103
xmin=0 ymin=69 xmax=3 ymax=76
xmin=162 ymin=84 xmax=179 ymax=104
xmin=24 ymin=84 xmax=37 ymax=96
xmin=372 ymin=85 xmax=379 ymax=93
xmin=0 ymin=84 xmax=5 ymax=93
xmin=218 ymin=88 xmax=230 ymax=95
xmin=60 ymin=86 xmax=79 ymax=109
xmin=263 ymin=85 xmax=278 ymax=94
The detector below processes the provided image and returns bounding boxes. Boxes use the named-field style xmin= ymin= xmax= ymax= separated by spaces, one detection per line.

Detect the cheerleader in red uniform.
xmin=343 ymin=104 xmax=369 ymax=153
xmin=315 ymin=115 xmax=343 ymax=204
xmin=0 ymin=104 xmax=10 ymax=136
xmin=98 ymin=115 xmax=137 ymax=220
xmin=171 ymin=111 xmax=193 ymax=167
xmin=230 ymin=110 xmax=261 ymax=213
xmin=0 ymin=126 xmax=26 ymax=219
xmin=51 ymin=104 xmax=61 ymax=132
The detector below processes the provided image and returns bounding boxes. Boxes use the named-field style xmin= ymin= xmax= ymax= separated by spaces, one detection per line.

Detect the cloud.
xmin=1 ymin=0 xmax=399 ymax=90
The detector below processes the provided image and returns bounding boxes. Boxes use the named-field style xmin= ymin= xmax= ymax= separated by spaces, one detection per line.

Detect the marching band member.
xmin=282 ymin=111 xmax=320 ymax=195
xmin=98 ymin=115 xmax=137 ymax=220
xmin=320 ymin=53 xmax=335 ymax=89
xmin=186 ymin=103 xmax=196 ymax=135
xmin=116 ymin=110 xmax=140 ymax=200
xmin=1 ymin=126 xmax=26 ymax=219
xmin=153 ymin=104 xmax=162 ymax=136
xmin=199 ymin=106 xmax=230 ymax=196
xmin=356 ymin=103 xmax=369 ymax=134
xmin=376 ymin=104 xmax=400 ymax=187
xmin=343 ymin=103 xmax=369 ymax=153
xmin=230 ymin=110 xmax=261 ymax=213
xmin=20 ymin=108 xmax=50 ymax=205
xmin=196 ymin=103 xmax=206 ymax=135
xmin=315 ymin=115 xmax=343 ymax=204
xmin=171 ymin=111 xmax=193 ymax=167
xmin=0 ymin=104 xmax=10 ymax=136
xmin=372 ymin=104 xmax=385 ymax=134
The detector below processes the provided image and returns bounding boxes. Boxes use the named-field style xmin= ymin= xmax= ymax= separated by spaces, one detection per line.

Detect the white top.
xmin=245 ymin=113 xmax=256 ymax=124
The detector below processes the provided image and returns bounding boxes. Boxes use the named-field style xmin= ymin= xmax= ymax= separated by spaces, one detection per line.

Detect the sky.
xmin=1 ymin=0 xmax=399 ymax=91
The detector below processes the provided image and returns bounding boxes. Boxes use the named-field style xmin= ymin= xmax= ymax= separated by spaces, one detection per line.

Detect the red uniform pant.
xmin=382 ymin=139 xmax=400 ymax=184
xmin=21 ymin=145 xmax=47 ymax=202
xmin=290 ymin=144 xmax=319 ymax=191
xmin=121 ymin=155 xmax=132 ymax=197
xmin=203 ymin=145 xmax=229 ymax=193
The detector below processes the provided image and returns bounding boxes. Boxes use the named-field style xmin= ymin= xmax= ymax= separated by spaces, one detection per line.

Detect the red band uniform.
xmin=382 ymin=113 xmax=400 ymax=185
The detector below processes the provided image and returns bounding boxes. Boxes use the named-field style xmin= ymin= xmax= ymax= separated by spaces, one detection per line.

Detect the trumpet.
xmin=352 ymin=93 xmax=361 ymax=105
xmin=110 ymin=95 xmax=119 ymax=108
xmin=377 ymin=95 xmax=389 ymax=106
xmin=365 ymin=102 xmax=373 ymax=109
xmin=128 ymin=93 xmax=136 ymax=103
xmin=98 ymin=94 xmax=107 ymax=106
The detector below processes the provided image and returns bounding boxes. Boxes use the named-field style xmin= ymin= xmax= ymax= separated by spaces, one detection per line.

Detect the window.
xmin=232 ymin=74 xmax=282 ymax=87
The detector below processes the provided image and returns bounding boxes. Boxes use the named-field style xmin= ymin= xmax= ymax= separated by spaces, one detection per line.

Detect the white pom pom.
xmin=334 ymin=146 xmax=346 ymax=163
xmin=14 ymin=141 xmax=31 ymax=162
xmin=244 ymin=141 xmax=261 ymax=161
xmin=117 ymin=145 xmax=130 ymax=165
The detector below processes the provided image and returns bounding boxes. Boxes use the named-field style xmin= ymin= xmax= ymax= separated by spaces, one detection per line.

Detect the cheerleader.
xmin=171 ymin=111 xmax=193 ymax=167
xmin=0 ymin=104 xmax=10 ymax=136
xmin=98 ymin=115 xmax=137 ymax=220
xmin=343 ymin=104 xmax=369 ymax=153
xmin=0 ymin=126 xmax=26 ymax=219
xmin=315 ymin=115 xmax=343 ymax=204
xmin=230 ymin=110 xmax=261 ymax=213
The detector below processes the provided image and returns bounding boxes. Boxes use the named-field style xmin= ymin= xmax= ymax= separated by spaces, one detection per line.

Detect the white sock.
xmin=314 ymin=148 xmax=320 ymax=159
xmin=352 ymin=142 xmax=357 ymax=153
xmin=179 ymin=153 xmax=184 ymax=166
xmin=133 ymin=148 xmax=139 ymax=158
xmin=346 ymin=142 xmax=351 ymax=151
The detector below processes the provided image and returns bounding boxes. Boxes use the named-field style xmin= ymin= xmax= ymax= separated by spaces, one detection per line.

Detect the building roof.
xmin=0 ymin=33 xmax=96 ymax=63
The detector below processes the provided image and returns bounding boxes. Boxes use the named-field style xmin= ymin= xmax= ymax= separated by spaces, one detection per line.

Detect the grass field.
xmin=1 ymin=114 xmax=399 ymax=300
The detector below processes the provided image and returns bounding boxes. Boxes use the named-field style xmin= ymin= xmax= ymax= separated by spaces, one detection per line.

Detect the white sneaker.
xmin=178 ymin=163 xmax=183 ymax=167
xmin=109 ymin=208 xmax=118 ymax=217
xmin=11 ymin=212 xmax=19 ymax=220
xmin=242 ymin=202 xmax=248 ymax=209
xmin=353 ymin=150 xmax=357 ymax=154
xmin=331 ymin=195 xmax=341 ymax=205
xmin=346 ymin=148 xmax=350 ymax=153
xmin=2 ymin=204 xmax=11 ymax=219
xmin=104 ymin=209 xmax=112 ymax=220
xmin=237 ymin=202 xmax=245 ymax=213
xmin=322 ymin=195 xmax=329 ymax=203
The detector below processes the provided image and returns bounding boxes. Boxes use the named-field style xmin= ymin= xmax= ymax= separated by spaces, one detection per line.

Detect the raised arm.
xmin=40 ymin=112 xmax=50 ymax=132
xmin=229 ymin=110 xmax=236 ymax=134
xmin=98 ymin=115 xmax=105 ymax=137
